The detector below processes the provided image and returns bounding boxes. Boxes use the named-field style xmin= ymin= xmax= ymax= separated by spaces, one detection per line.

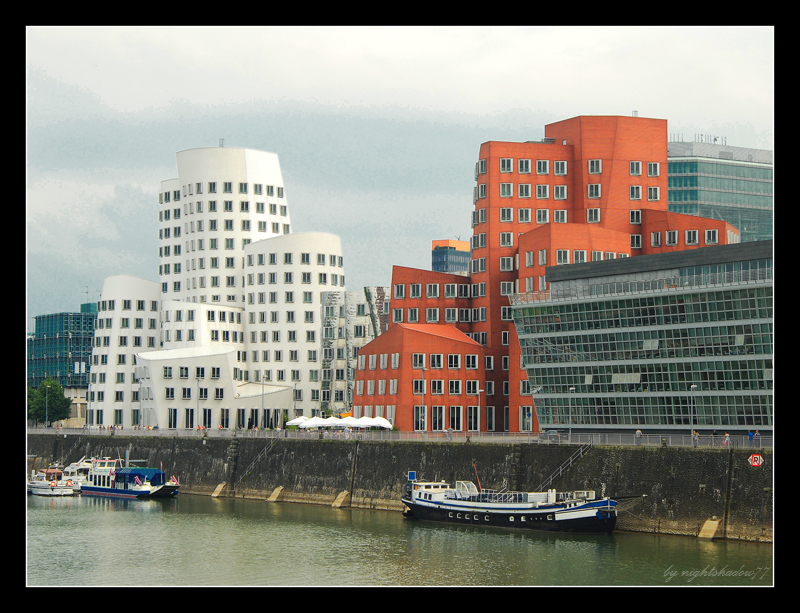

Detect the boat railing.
xmin=444 ymin=489 xmax=529 ymax=504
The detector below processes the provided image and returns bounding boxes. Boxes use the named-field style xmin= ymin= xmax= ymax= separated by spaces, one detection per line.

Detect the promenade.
xmin=28 ymin=426 xmax=772 ymax=449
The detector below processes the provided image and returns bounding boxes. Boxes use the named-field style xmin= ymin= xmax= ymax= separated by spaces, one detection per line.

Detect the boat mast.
xmin=473 ymin=463 xmax=482 ymax=492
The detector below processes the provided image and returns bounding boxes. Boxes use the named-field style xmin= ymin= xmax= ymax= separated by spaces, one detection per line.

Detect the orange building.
xmin=355 ymin=115 xmax=739 ymax=434
xmin=352 ymin=322 xmax=485 ymax=432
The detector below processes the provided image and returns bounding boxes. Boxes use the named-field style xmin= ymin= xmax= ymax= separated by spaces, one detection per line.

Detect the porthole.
xmin=449 ymin=512 xmax=453 ymax=518
xmin=485 ymin=515 xmax=490 ymax=521
xmin=457 ymin=513 xmax=462 ymax=519
xmin=465 ymin=514 xmax=470 ymax=520
xmin=509 ymin=516 xmax=514 ymax=522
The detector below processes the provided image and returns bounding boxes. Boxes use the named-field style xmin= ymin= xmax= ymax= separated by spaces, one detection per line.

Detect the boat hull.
xmin=80 ymin=484 xmax=180 ymax=499
xmin=402 ymin=498 xmax=617 ymax=534
xmin=29 ymin=484 xmax=75 ymax=497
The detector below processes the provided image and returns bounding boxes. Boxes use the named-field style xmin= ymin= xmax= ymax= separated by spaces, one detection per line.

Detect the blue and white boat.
xmin=402 ymin=471 xmax=618 ymax=534
xmin=80 ymin=458 xmax=180 ymax=499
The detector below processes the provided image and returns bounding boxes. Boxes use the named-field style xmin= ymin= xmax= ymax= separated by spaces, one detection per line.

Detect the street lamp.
xmin=477 ymin=388 xmax=484 ymax=434
xmin=690 ymin=384 xmax=697 ymax=447
xmin=45 ymin=385 xmax=51 ymax=428
xmin=568 ymin=387 xmax=575 ymax=442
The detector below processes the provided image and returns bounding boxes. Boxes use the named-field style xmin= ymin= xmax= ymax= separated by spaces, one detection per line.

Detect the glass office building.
xmin=510 ymin=240 xmax=773 ymax=433
xmin=668 ymin=141 xmax=773 ymax=243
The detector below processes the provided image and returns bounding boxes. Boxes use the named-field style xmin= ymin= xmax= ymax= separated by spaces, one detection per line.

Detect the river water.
xmin=27 ymin=494 xmax=773 ymax=587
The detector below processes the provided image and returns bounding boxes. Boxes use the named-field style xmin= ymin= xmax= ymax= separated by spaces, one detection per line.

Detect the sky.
xmin=26 ymin=26 xmax=774 ymax=330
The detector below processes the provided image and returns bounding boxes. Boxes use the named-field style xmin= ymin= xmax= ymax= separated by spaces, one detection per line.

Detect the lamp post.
xmin=690 ymin=384 xmax=697 ymax=447
xmin=45 ymin=385 xmax=51 ymax=428
xmin=477 ymin=388 xmax=484 ymax=434
xmin=568 ymin=387 xmax=575 ymax=442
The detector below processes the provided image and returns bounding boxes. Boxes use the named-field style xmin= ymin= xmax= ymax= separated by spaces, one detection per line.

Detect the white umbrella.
xmin=372 ymin=417 xmax=394 ymax=430
xmin=354 ymin=416 xmax=377 ymax=428
xmin=298 ymin=416 xmax=328 ymax=429
xmin=286 ymin=416 xmax=309 ymax=426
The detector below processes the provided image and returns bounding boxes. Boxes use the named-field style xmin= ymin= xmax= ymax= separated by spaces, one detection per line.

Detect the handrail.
xmin=538 ymin=440 xmax=593 ymax=491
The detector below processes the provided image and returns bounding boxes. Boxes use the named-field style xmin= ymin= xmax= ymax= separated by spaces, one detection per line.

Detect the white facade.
xmin=159 ymin=147 xmax=290 ymax=308
xmin=86 ymin=274 xmax=161 ymax=427
xmin=134 ymin=346 xmax=293 ymax=430
xmin=242 ymin=232 xmax=345 ymax=417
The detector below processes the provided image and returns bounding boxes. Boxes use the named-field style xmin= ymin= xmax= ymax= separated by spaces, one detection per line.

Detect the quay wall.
xmin=26 ymin=434 xmax=772 ymax=542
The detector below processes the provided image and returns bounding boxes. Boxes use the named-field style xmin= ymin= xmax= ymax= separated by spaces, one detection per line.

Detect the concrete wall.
xmin=27 ymin=434 xmax=772 ymax=542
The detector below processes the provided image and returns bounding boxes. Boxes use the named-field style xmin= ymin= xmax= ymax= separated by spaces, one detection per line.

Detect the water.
xmin=27 ymin=494 xmax=773 ymax=586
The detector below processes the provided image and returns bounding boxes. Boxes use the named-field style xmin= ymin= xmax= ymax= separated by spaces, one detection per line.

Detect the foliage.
xmin=27 ymin=378 xmax=73 ymax=424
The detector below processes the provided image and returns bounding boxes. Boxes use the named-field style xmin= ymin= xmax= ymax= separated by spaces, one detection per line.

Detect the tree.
xmin=27 ymin=379 xmax=73 ymax=425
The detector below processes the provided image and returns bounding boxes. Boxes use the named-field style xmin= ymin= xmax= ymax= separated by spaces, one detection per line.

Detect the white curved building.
xmin=86 ymin=274 xmax=161 ymax=427
xmin=85 ymin=145 xmax=386 ymax=430
xmin=242 ymin=232 xmax=345 ymax=421
xmin=159 ymin=146 xmax=290 ymax=308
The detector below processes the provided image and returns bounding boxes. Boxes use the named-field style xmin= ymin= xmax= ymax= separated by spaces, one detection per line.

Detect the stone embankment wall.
xmin=26 ymin=434 xmax=772 ymax=542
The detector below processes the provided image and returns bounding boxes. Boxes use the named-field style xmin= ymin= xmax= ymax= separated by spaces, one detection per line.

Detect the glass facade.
xmin=512 ymin=257 xmax=773 ymax=431
xmin=431 ymin=247 xmax=470 ymax=273
xmin=668 ymin=157 xmax=773 ymax=243
xmin=27 ymin=306 xmax=97 ymax=389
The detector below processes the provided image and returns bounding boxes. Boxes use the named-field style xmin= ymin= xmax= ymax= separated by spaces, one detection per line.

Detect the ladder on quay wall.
xmin=538 ymin=441 xmax=593 ymax=491
xmin=234 ymin=438 xmax=278 ymax=489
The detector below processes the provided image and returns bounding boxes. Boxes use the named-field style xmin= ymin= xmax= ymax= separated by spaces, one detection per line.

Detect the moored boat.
xmin=401 ymin=471 xmax=617 ymax=534
xmin=62 ymin=456 xmax=92 ymax=493
xmin=28 ymin=464 xmax=75 ymax=497
xmin=80 ymin=458 xmax=180 ymax=499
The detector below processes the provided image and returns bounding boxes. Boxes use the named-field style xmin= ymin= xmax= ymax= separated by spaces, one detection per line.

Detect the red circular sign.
xmin=749 ymin=454 xmax=763 ymax=467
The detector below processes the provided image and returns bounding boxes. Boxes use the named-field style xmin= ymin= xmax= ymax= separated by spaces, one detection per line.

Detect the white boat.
xmin=81 ymin=457 xmax=180 ymax=499
xmin=61 ymin=457 xmax=92 ymax=493
xmin=402 ymin=471 xmax=618 ymax=534
xmin=28 ymin=464 xmax=75 ymax=497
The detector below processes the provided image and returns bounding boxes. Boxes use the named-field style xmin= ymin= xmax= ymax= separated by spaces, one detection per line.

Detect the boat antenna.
xmin=473 ymin=462 xmax=482 ymax=492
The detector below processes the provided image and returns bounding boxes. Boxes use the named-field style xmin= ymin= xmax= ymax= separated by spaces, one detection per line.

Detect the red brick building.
xmin=354 ymin=115 xmax=739 ymax=434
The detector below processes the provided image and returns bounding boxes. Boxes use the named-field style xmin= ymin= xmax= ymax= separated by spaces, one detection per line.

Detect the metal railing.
xmin=27 ymin=426 xmax=772 ymax=449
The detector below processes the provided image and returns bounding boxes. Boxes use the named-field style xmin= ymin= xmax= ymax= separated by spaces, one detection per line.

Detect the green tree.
xmin=27 ymin=379 xmax=73 ymax=425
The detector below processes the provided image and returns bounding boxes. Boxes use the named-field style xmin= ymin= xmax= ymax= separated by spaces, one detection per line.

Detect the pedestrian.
xmin=693 ymin=430 xmax=699 ymax=448
xmin=711 ymin=430 xmax=717 ymax=447
xmin=748 ymin=430 xmax=754 ymax=448
xmin=635 ymin=429 xmax=642 ymax=445
xmin=754 ymin=430 xmax=761 ymax=446
xmin=724 ymin=432 xmax=731 ymax=448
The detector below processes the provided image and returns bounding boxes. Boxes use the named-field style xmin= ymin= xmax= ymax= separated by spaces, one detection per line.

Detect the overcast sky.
xmin=26 ymin=26 xmax=774 ymax=329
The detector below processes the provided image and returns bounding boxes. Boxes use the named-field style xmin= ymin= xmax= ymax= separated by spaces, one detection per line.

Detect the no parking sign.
xmin=749 ymin=454 xmax=764 ymax=467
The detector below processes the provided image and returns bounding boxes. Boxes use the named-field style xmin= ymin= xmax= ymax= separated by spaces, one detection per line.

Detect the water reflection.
xmin=27 ymin=495 xmax=772 ymax=586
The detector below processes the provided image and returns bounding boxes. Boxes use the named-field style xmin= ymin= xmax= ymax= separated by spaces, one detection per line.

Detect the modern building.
xmin=510 ymin=239 xmax=773 ymax=434
xmin=355 ymin=115 xmax=743 ymax=434
xmin=431 ymin=239 xmax=471 ymax=274
xmin=27 ymin=302 xmax=97 ymax=424
xmin=85 ymin=145 xmax=388 ymax=430
xmin=85 ymin=275 xmax=162 ymax=427
xmin=667 ymin=140 xmax=773 ymax=243
xmin=352 ymin=323 xmax=486 ymax=432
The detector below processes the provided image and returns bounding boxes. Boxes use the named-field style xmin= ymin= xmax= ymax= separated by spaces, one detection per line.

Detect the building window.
xmin=500 ymin=183 xmax=513 ymax=198
xmin=536 ymin=160 xmax=549 ymax=175
xmin=588 ymin=184 xmax=601 ymax=199
xmin=589 ymin=159 xmax=602 ymax=174
xmin=666 ymin=230 xmax=678 ymax=246
xmin=630 ymin=161 xmax=641 ymax=176
xmin=500 ymin=158 xmax=513 ymax=173
xmin=647 ymin=162 xmax=660 ymax=177
xmin=518 ymin=159 xmax=530 ymax=174
xmin=536 ymin=209 xmax=549 ymax=224
xmin=536 ymin=185 xmax=549 ymax=199
xmin=631 ymin=234 xmax=642 ymax=249
xmin=686 ymin=230 xmax=699 ymax=245
xmin=556 ymin=250 xmax=569 ymax=265
xmin=705 ymin=229 xmax=719 ymax=245
xmin=587 ymin=208 xmax=600 ymax=223
xmin=554 ymin=160 xmax=567 ymax=175
xmin=518 ymin=184 xmax=531 ymax=199
xmin=630 ymin=185 xmax=641 ymax=200
xmin=500 ymin=232 xmax=513 ymax=247
xmin=651 ymin=232 xmax=661 ymax=247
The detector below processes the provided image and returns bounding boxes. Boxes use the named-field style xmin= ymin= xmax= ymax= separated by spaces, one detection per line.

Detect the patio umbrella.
xmin=286 ymin=416 xmax=309 ymax=426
